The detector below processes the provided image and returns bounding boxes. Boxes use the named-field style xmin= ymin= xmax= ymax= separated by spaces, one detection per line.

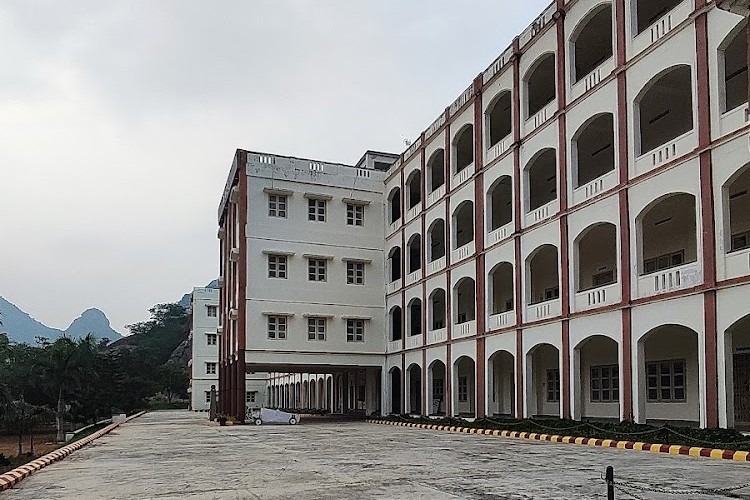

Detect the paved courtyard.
xmin=6 ymin=411 xmax=750 ymax=499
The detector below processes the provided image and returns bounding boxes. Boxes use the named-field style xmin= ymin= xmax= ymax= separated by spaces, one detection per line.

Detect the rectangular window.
xmin=206 ymin=333 xmax=217 ymax=346
xmin=590 ymin=365 xmax=619 ymax=403
xmin=308 ymin=198 xmax=326 ymax=222
xmin=206 ymin=305 xmax=218 ymax=317
xmin=544 ymin=286 xmax=560 ymax=301
xmin=205 ymin=391 xmax=211 ymax=403
xmin=268 ymin=194 xmax=287 ymax=218
xmin=308 ymin=258 xmax=327 ymax=282
xmin=346 ymin=319 xmax=365 ymax=342
xmin=458 ymin=376 xmax=468 ymax=402
xmin=268 ymin=254 xmax=288 ymax=279
xmin=432 ymin=378 xmax=444 ymax=400
xmin=592 ymin=270 xmax=615 ymax=288
xmin=267 ymin=316 xmax=287 ymax=340
xmin=246 ymin=391 xmax=257 ymax=403
xmin=206 ymin=362 xmax=217 ymax=375
xmin=346 ymin=204 xmax=364 ymax=226
xmin=646 ymin=360 xmax=686 ymax=402
xmin=346 ymin=261 xmax=365 ymax=285
xmin=643 ymin=250 xmax=685 ymax=275
xmin=546 ymin=369 xmax=560 ymax=402
xmin=731 ymin=232 xmax=749 ymax=252
xmin=307 ymin=317 xmax=326 ymax=341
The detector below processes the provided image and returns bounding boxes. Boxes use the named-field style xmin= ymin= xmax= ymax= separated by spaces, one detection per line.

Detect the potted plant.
xmin=217 ymin=414 xmax=228 ymax=426
xmin=226 ymin=415 xmax=236 ymax=426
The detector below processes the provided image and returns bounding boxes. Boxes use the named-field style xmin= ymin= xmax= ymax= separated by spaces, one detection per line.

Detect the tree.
xmin=158 ymin=362 xmax=188 ymax=404
xmin=40 ymin=334 xmax=97 ymax=442
xmin=1 ymin=399 xmax=51 ymax=455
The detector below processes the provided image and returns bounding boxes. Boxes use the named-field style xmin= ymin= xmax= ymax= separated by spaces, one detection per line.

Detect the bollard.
xmin=606 ymin=466 xmax=614 ymax=500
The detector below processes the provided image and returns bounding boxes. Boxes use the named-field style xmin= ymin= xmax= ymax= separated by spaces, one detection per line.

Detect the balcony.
xmin=406 ymin=269 xmax=422 ymax=286
xmin=386 ymin=340 xmax=402 ymax=353
xmin=571 ymin=170 xmax=617 ymax=206
xmin=486 ymin=221 xmax=513 ymax=247
xmin=524 ymin=199 xmax=558 ymax=227
xmin=636 ymin=262 xmax=703 ymax=298
xmin=428 ymin=327 xmax=447 ymax=344
xmin=724 ymin=247 xmax=750 ymax=280
xmin=573 ymin=282 xmax=621 ymax=312
xmin=485 ymin=136 xmax=513 ymax=166
xmin=718 ymin=103 xmax=749 ymax=139
xmin=633 ymin=130 xmax=695 ymax=178
xmin=452 ymin=242 xmax=474 ymax=263
xmin=406 ymin=335 xmax=423 ymax=349
xmin=629 ymin=0 xmax=692 ymax=58
xmin=453 ymin=164 xmax=474 ymax=188
xmin=524 ymin=297 xmax=561 ymax=322
xmin=386 ymin=278 xmax=402 ymax=295
xmin=427 ymin=256 xmax=446 ymax=275
xmin=427 ymin=184 xmax=446 ymax=207
xmin=569 ymin=58 xmax=615 ymax=102
xmin=406 ymin=204 xmax=420 ymax=222
xmin=523 ymin=99 xmax=556 ymax=136
xmin=487 ymin=311 xmax=515 ymax=330
xmin=452 ymin=319 xmax=477 ymax=339
xmin=387 ymin=220 xmax=400 ymax=235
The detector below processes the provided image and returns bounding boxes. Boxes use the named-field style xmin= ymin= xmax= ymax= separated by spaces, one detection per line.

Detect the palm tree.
xmin=41 ymin=334 xmax=97 ymax=442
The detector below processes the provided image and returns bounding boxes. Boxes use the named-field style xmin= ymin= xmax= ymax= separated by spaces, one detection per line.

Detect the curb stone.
xmin=366 ymin=419 xmax=750 ymax=463
xmin=0 ymin=411 xmax=147 ymax=491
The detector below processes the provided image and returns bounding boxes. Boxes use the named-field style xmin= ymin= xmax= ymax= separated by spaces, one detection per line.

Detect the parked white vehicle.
xmin=250 ymin=407 xmax=300 ymax=425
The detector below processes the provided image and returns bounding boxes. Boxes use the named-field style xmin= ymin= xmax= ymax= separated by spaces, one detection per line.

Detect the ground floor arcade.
xmin=383 ymin=288 xmax=750 ymax=429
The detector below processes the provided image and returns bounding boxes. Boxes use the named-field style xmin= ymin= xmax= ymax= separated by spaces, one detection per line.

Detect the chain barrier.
xmin=601 ymin=469 xmax=750 ymax=498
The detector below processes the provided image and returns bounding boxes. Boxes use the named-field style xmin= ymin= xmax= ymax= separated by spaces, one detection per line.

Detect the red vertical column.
xmin=237 ymin=151 xmax=248 ymax=422
xmin=695 ymin=2 xmax=719 ymax=428
xmin=444 ymin=110 xmax=453 ymax=417
xmin=511 ymin=37 xmax=525 ymax=419
xmin=555 ymin=0 xmax=572 ymax=419
xmin=399 ymin=155 xmax=407 ymax=414
xmin=420 ymin=136 xmax=428 ymax=416
xmin=473 ymin=75 xmax=487 ymax=419
xmin=614 ymin=0 xmax=634 ymax=422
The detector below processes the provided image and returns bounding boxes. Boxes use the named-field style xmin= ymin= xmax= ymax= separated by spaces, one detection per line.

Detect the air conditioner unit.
xmin=229 ymin=248 xmax=240 ymax=262
xmin=229 ymin=185 xmax=240 ymax=203
xmin=229 ymin=309 xmax=239 ymax=320
xmin=217 ymin=227 xmax=226 ymax=240
xmin=217 ymin=326 xmax=223 ymax=334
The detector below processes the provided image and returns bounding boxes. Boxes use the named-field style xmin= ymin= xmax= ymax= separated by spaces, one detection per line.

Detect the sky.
xmin=0 ymin=1 xmax=551 ymax=334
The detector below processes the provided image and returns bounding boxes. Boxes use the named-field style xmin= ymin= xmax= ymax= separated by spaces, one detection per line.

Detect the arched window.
xmin=389 ymin=306 xmax=402 ymax=342
xmin=526 ymin=53 xmax=556 ymax=118
xmin=571 ymin=4 xmax=613 ymax=82
xmin=572 ymin=113 xmax=615 ymax=188
xmin=454 ymin=125 xmax=474 ymax=174
xmin=408 ymin=299 xmax=422 ymax=337
xmin=388 ymin=188 xmax=401 ymax=224
xmin=428 ymin=219 xmax=446 ymax=262
xmin=636 ymin=65 xmax=693 ymax=156
xmin=487 ymin=176 xmax=513 ymax=231
xmin=488 ymin=262 xmax=514 ymax=315
xmin=388 ymin=246 xmax=402 ymax=282
xmin=634 ymin=0 xmax=682 ymax=35
xmin=575 ymin=223 xmax=618 ymax=291
xmin=429 ymin=289 xmax=446 ymax=330
xmin=527 ymin=245 xmax=559 ymax=305
xmin=725 ymin=163 xmax=750 ymax=253
xmin=407 ymin=234 xmax=422 ymax=273
xmin=454 ymin=278 xmax=476 ymax=324
xmin=453 ymin=201 xmax=474 ymax=249
xmin=427 ymin=149 xmax=445 ymax=193
xmin=637 ymin=193 xmax=697 ymax=275
xmin=406 ymin=171 xmax=422 ymax=209
xmin=720 ymin=20 xmax=748 ymax=113
xmin=525 ymin=149 xmax=557 ymax=212
xmin=486 ymin=91 xmax=512 ymax=148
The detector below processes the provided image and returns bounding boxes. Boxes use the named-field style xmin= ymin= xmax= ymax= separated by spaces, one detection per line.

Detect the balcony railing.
xmin=525 ymin=297 xmax=561 ymax=322
xmin=406 ymin=335 xmax=423 ymax=349
xmin=523 ymin=99 xmax=557 ymax=135
xmin=406 ymin=269 xmax=422 ymax=286
xmin=427 ymin=327 xmax=447 ymax=344
xmin=573 ymin=282 xmax=620 ymax=312
xmin=572 ymin=170 xmax=617 ymax=206
xmin=386 ymin=278 xmax=402 ymax=294
xmin=485 ymin=136 xmax=513 ymax=166
xmin=524 ymin=199 xmax=558 ymax=227
xmin=569 ymin=58 xmax=615 ymax=102
xmin=427 ymin=184 xmax=446 ymax=206
xmin=637 ymin=262 xmax=702 ymax=298
xmin=452 ymin=319 xmax=477 ymax=339
xmin=453 ymin=164 xmax=473 ymax=187
xmin=723 ymin=247 xmax=750 ymax=281
xmin=427 ymin=255 xmax=446 ymax=275
xmin=486 ymin=221 xmax=513 ymax=247
xmin=629 ymin=0 xmax=692 ymax=57
xmin=386 ymin=340 xmax=402 ymax=353
xmin=452 ymin=242 xmax=474 ymax=263
xmin=488 ymin=310 xmax=514 ymax=330
xmin=406 ymin=204 xmax=420 ymax=222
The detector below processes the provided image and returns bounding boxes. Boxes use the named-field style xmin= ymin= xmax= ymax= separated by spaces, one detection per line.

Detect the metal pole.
xmin=606 ymin=466 xmax=615 ymax=500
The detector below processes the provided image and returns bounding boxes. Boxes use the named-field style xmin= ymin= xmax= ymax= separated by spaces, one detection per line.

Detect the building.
xmin=188 ymin=287 xmax=267 ymax=411
xmin=218 ymin=0 xmax=750 ymax=429
xmin=217 ymin=151 xmax=398 ymax=420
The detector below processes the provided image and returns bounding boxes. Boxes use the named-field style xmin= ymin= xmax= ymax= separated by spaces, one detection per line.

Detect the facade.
xmin=218 ymin=0 xmax=750 ymax=428
xmin=188 ymin=287 xmax=267 ymax=411
xmin=217 ymin=151 xmax=397 ymax=420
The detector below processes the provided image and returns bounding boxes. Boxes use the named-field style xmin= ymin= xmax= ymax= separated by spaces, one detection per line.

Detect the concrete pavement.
xmin=6 ymin=410 xmax=750 ymax=499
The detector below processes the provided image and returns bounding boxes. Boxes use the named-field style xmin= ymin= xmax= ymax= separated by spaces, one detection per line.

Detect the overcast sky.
xmin=0 ymin=1 xmax=550 ymax=334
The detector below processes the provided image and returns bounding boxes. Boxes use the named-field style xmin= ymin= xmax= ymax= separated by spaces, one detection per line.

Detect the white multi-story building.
xmin=188 ymin=287 xmax=267 ymax=411
xmin=218 ymin=0 xmax=750 ymax=429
